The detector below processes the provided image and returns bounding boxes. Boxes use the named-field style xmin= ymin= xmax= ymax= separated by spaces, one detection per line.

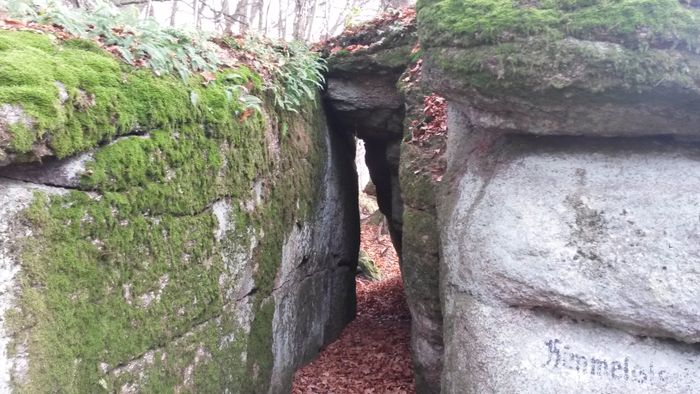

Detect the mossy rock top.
xmin=417 ymin=0 xmax=700 ymax=51
xmin=0 ymin=30 xmax=260 ymax=164
xmin=417 ymin=0 xmax=700 ymax=119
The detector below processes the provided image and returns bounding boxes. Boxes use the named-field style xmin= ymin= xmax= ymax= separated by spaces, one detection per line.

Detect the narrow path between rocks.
xmin=292 ymin=218 xmax=415 ymax=393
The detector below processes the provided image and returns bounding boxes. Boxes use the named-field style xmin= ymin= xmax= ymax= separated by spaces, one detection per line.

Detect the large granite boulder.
xmin=0 ymin=30 xmax=358 ymax=393
xmin=440 ymin=118 xmax=700 ymax=392
xmin=417 ymin=0 xmax=700 ymax=392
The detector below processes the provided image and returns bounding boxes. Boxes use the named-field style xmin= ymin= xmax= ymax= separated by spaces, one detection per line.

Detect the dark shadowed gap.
xmin=290 ymin=126 xmax=415 ymax=393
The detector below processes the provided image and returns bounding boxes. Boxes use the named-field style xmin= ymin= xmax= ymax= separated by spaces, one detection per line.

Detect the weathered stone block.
xmin=445 ymin=135 xmax=700 ymax=342
xmin=442 ymin=298 xmax=700 ymax=394
xmin=440 ymin=130 xmax=700 ymax=392
xmin=0 ymin=30 xmax=359 ymax=391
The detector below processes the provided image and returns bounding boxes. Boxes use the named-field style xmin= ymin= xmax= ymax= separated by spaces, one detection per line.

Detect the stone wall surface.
xmin=444 ymin=134 xmax=700 ymax=342
xmin=439 ymin=119 xmax=700 ymax=393
xmin=416 ymin=1 xmax=700 ymax=393
xmin=442 ymin=299 xmax=699 ymax=394
xmin=0 ymin=30 xmax=358 ymax=393
xmin=396 ymin=80 xmax=446 ymax=393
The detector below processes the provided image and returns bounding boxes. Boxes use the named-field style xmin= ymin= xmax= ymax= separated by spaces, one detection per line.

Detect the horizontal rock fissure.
xmin=0 ymin=175 xmax=86 ymax=192
xmin=106 ymin=308 xmax=227 ymax=376
xmin=272 ymin=263 xmax=350 ymax=293
xmin=108 ymin=280 xmax=281 ymax=377
xmin=523 ymin=306 xmax=700 ymax=345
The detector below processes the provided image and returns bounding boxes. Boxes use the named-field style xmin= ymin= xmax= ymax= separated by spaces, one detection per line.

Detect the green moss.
xmin=0 ymin=30 xmax=265 ymax=160
xmin=399 ymin=153 xmax=438 ymax=211
xmin=371 ymin=45 xmax=415 ymax=69
xmin=17 ymin=192 xmax=224 ymax=392
xmin=334 ymin=49 xmax=351 ymax=57
xmin=61 ymin=38 xmax=106 ymax=53
xmin=427 ymin=35 xmax=700 ymax=96
xmin=242 ymin=299 xmax=276 ymax=392
xmin=10 ymin=54 xmax=325 ymax=394
xmin=14 ymin=106 xmax=324 ymax=391
xmin=418 ymin=0 xmax=700 ymax=51
xmin=236 ymin=108 xmax=326 ymax=393
xmin=358 ymin=250 xmax=382 ymax=281
xmin=7 ymin=123 xmax=33 ymax=152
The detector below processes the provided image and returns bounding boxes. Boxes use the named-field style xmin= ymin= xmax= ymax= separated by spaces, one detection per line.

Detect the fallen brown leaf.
xmin=201 ymin=71 xmax=217 ymax=84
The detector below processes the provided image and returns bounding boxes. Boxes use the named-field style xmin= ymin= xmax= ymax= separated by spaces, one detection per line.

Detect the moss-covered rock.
xmin=418 ymin=0 xmax=700 ymax=51
xmin=0 ymin=30 xmax=261 ymax=163
xmin=327 ymin=44 xmax=415 ymax=76
xmin=0 ymin=30 xmax=358 ymax=393
xmin=416 ymin=2 xmax=700 ymax=393
xmin=357 ymin=250 xmax=382 ymax=281
xmin=396 ymin=72 xmax=446 ymax=393
xmin=418 ymin=1 xmax=700 ymax=136
xmin=417 ymin=0 xmax=700 ymax=97
xmin=426 ymin=37 xmax=700 ymax=97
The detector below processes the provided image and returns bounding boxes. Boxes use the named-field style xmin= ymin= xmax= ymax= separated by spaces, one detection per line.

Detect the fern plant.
xmin=2 ymin=0 xmax=220 ymax=80
xmin=1 ymin=0 xmax=326 ymax=115
xmin=230 ymin=36 xmax=327 ymax=114
xmin=273 ymin=41 xmax=327 ymax=113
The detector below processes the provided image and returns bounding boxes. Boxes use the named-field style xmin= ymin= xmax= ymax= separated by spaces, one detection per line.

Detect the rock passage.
xmin=292 ymin=221 xmax=415 ymax=394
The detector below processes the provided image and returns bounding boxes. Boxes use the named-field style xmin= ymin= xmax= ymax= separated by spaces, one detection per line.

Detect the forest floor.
xmin=291 ymin=206 xmax=415 ymax=393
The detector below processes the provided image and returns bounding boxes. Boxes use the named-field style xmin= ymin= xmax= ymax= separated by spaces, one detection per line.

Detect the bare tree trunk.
xmin=327 ymin=0 xmax=371 ymax=36
xmin=380 ymin=0 xmax=408 ymax=10
xmin=193 ymin=0 xmax=201 ymax=29
xmin=221 ymin=0 xmax=234 ymax=33
xmin=169 ymin=0 xmax=178 ymax=26
xmin=327 ymin=0 xmax=349 ymax=37
xmin=320 ymin=0 xmax=329 ymax=40
xmin=264 ymin=0 xmax=272 ymax=35
xmin=233 ymin=0 xmax=249 ymax=34
xmin=69 ymin=0 xmax=86 ymax=8
xmin=292 ymin=0 xmax=304 ymax=40
xmin=143 ymin=0 xmax=154 ymax=19
xmin=249 ymin=0 xmax=264 ymax=33
xmin=304 ymin=0 xmax=317 ymax=41
xmin=277 ymin=0 xmax=286 ymax=39
xmin=256 ymin=1 xmax=265 ymax=31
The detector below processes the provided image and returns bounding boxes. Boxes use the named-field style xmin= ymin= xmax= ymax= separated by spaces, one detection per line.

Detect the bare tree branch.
xmin=197 ymin=0 xmax=250 ymax=28
xmin=113 ymin=0 xmax=170 ymax=6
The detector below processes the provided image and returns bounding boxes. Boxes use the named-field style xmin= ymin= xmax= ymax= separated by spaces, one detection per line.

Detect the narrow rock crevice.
xmin=321 ymin=29 xmax=446 ymax=392
xmin=323 ymin=71 xmax=407 ymax=258
xmin=363 ymin=136 xmax=404 ymax=252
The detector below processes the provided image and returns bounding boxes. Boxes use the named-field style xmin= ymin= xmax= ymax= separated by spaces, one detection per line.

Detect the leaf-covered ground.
xmin=292 ymin=218 xmax=415 ymax=393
